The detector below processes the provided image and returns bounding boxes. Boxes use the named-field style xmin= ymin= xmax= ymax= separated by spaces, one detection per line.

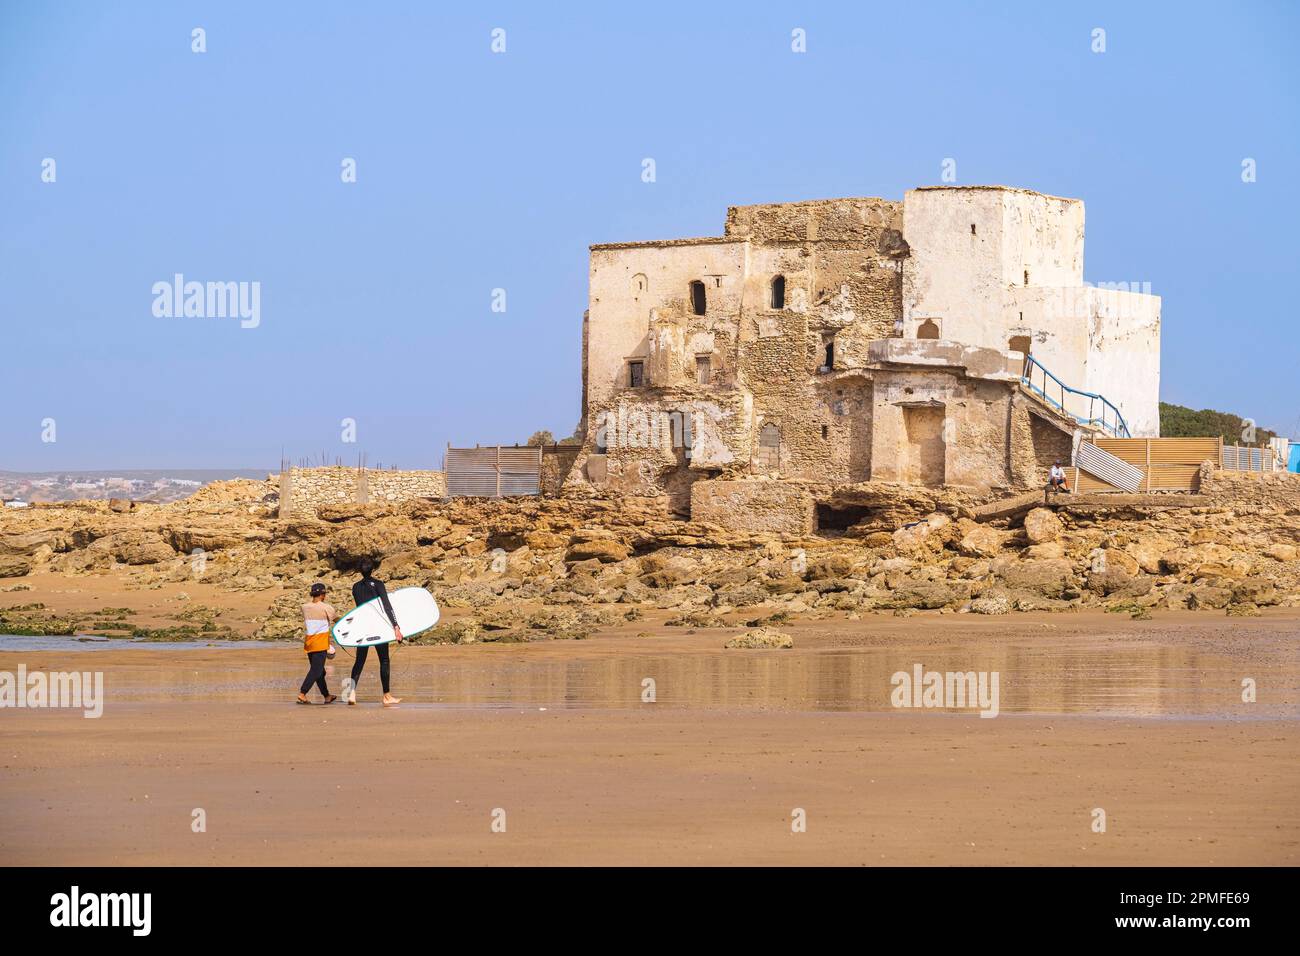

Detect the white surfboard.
xmin=331 ymin=587 xmax=440 ymax=648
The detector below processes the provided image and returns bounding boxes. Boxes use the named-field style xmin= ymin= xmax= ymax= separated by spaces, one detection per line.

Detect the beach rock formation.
xmin=3 ymin=472 xmax=1300 ymax=639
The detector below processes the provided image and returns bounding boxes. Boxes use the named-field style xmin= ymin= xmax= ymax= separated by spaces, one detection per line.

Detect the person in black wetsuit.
xmin=345 ymin=558 xmax=403 ymax=706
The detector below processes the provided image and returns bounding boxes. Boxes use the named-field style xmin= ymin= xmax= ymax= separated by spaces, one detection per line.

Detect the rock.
xmin=958 ymin=525 xmax=1003 ymax=558
xmin=0 ymin=530 xmax=67 ymax=556
xmin=168 ymin=525 xmax=246 ymax=553
xmin=998 ymin=558 xmax=1076 ymax=599
xmin=1265 ymin=544 xmax=1297 ymax=562
xmin=1122 ymin=536 xmax=1175 ymax=575
xmin=565 ymin=540 xmax=630 ymax=563
xmin=1225 ymin=602 xmax=1261 ymax=617
xmin=89 ymin=531 xmax=175 ymax=565
xmin=327 ymin=516 xmax=418 ymax=567
xmin=724 ymin=626 xmax=793 ymax=649
xmin=969 ymin=595 xmax=1010 ymax=615
xmin=0 ymin=557 xmax=32 ymax=577
xmin=419 ymin=619 xmax=482 ymax=644
xmin=654 ymin=584 xmax=713 ymax=609
xmin=893 ymin=513 xmax=950 ymax=554
xmin=1089 ymin=547 xmax=1140 ymax=578
xmin=1023 ymin=542 xmax=1065 ymax=560
xmin=279 ymin=518 xmax=331 ymax=542
xmin=318 ymin=503 xmax=379 ymax=522
xmin=524 ymin=530 xmax=567 ymax=551
xmin=1187 ymin=585 xmax=1233 ymax=610
xmin=1088 ymin=569 xmax=1137 ymax=596
xmin=108 ymin=498 xmax=134 ymax=513
xmin=765 ymin=575 xmax=807 ymax=595
xmin=806 ymin=554 xmax=855 ymax=580
xmin=1022 ymin=508 xmax=1062 ymax=544
xmin=1232 ymin=577 xmax=1278 ymax=606
xmin=882 ymin=580 xmax=957 ymax=610
xmin=714 ymin=583 xmax=769 ymax=607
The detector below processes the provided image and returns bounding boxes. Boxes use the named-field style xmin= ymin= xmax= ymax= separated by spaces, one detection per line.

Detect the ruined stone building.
xmin=567 ymin=185 xmax=1161 ymax=522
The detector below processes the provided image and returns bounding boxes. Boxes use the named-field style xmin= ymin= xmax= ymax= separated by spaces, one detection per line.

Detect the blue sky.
xmin=2 ymin=0 xmax=1297 ymax=470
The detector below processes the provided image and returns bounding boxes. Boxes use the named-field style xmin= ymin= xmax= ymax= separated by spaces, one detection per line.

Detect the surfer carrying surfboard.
xmin=344 ymin=558 xmax=403 ymax=706
xmin=297 ymin=582 xmax=338 ymax=705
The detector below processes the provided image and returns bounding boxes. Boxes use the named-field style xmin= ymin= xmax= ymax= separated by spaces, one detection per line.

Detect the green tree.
xmin=1159 ymin=402 xmax=1276 ymax=446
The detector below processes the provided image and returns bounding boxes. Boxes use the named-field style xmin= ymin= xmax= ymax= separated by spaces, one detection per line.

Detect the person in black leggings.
xmin=297 ymin=582 xmax=337 ymax=705
xmin=300 ymin=650 xmax=331 ymax=700
xmin=346 ymin=558 xmax=403 ymax=706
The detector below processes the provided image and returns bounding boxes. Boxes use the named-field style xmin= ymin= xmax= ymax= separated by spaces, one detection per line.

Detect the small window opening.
xmin=821 ymin=424 xmax=829 ymax=440
xmin=820 ymin=335 xmax=834 ymax=371
xmin=970 ymin=223 xmax=976 ymax=236
xmin=771 ymin=275 xmax=786 ymax=309
xmin=756 ymin=422 xmax=780 ymax=471
xmin=628 ymin=360 xmax=644 ymax=387
xmin=1023 ymin=269 xmax=1030 ymax=286
xmin=689 ymin=280 xmax=706 ymax=315
xmin=695 ymin=355 xmax=711 ymax=384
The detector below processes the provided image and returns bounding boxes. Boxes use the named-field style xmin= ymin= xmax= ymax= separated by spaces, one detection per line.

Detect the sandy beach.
xmin=2 ymin=610 xmax=1296 ymax=866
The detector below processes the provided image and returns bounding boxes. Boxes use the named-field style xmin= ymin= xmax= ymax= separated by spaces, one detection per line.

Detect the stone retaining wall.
xmin=1200 ymin=464 xmax=1300 ymax=509
xmin=690 ymin=479 xmax=815 ymax=534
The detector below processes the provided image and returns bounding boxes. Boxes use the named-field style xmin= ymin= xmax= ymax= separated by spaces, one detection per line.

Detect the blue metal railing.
xmin=1020 ymin=353 xmax=1130 ymax=438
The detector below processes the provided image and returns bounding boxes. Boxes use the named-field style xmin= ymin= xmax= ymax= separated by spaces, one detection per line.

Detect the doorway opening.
xmin=902 ymin=405 xmax=946 ymax=487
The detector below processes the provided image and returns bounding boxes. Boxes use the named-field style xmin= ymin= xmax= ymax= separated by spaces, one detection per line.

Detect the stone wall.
xmin=540 ymin=445 xmax=581 ymax=496
xmin=280 ymin=467 xmax=446 ymax=517
xmin=366 ymin=469 xmax=447 ymax=503
xmin=690 ymin=479 xmax=815 ymax=535
xmin=1199 ymin=466 xmax=1300 ymax=509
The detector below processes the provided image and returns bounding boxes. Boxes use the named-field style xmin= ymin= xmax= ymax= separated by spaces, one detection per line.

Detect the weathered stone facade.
xmin=565 ymin=185 xmax=1163 ymax=529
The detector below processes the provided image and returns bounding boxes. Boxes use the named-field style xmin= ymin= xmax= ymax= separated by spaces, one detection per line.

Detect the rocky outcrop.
xmin=2 ymin=474 xmax=1300 ymax=629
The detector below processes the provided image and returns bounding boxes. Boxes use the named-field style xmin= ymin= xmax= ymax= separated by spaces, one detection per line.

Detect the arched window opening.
xmin=917 ymin=319 xmax=940 ymax=340
xmin=688 ymin=280 xmax=706 ymax=316
xmin=771 ymin=275 xmax=786 ymax=309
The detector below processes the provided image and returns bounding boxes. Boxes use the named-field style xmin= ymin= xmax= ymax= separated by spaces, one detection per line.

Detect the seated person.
xmin=1048 ymin=460 xmax=1070 ymax=493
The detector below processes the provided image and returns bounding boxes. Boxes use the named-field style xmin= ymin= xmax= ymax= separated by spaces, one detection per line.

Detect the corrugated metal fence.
xmin=444 ymin=445 xmax=542 ymax=498
xmin=1222 ymin=444 xmax=1284 ymax=472
xmin=1075 ymin=442 xmax=1144 ymax=492
xmin=1073 ymin=437 xmax=1220 ymax=492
